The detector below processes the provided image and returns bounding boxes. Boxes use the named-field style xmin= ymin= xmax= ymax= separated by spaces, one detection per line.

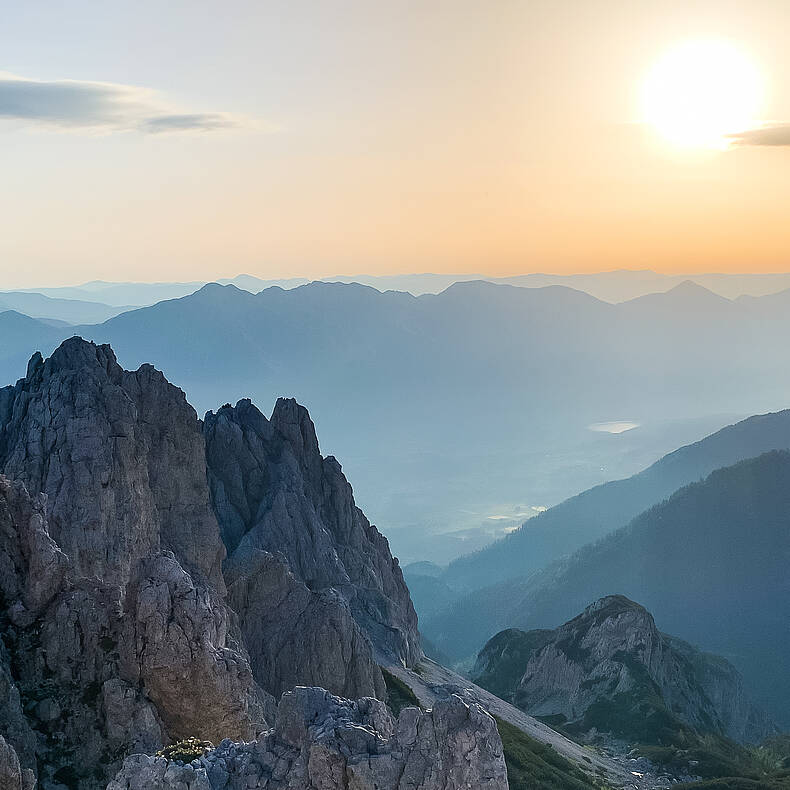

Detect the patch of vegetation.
xmin=53 ymin=765 xmax=80 ymax=789
xmin=637 ymin=735 xmax=765 ymax=780
xmin=81 ymin=680 xmax=101 ymax=705
xmin=494 ymin=716 xmax=605 ymax=790
xmin=474 ymin=628 xmax=554 ymax=701
xmin=157 ymin=738 xmax=214 ymax=764
xmin=575 ymin=688 xmax=686 ymax=746
xmin=633 ymin=732 xmax=790 ymax=788
xmin=381 ymin=668 xmax=420 ymax=716
xmin=682 ymin=779 xmax=790 ymax=790
xmin=752 ymin=735 xmax=790 ymax=773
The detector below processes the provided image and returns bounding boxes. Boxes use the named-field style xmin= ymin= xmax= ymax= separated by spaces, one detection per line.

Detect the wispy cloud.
xmin=728 ymin=124 xmax=790 ymax=147
xmin=0 ymin=72 xmax=252 ymax=134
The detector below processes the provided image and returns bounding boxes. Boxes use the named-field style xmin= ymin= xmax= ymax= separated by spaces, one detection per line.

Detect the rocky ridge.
xmin=0 ymin=338 xmax=506 ymax=790
xmin=107 ymin=687 xmax=507 ymax=790
xmin=472 ymin=595 xmax=775 ymax=745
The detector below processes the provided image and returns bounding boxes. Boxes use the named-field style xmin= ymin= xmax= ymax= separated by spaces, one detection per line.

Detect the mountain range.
xmin=6 ymin=279 xmax=790 ymax=564
xmin=437 ymin=406 xmax=790 ymax=592
xmin=14 ymin=268 xmax=790 ymax=307
xmin=423 ymin=450 xmax=790 ymax=726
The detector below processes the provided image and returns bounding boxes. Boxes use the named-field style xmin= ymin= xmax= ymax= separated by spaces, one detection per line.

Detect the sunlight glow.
xmin=642 ymin=40 xmax=762 ymax=149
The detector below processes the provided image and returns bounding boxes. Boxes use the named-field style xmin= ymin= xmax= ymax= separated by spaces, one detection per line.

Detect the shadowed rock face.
xmin=107 ymin=688 xmax=508 ymax=790
xmin=204 ymin=398 xmax=421 ymax=668
xmin=0 ymin=475 xmax=268 ymax=790
xmin=473 ymin=595 xmax=776 ymax=745
xmin=225 ymin=550 xmax=386 ymax=701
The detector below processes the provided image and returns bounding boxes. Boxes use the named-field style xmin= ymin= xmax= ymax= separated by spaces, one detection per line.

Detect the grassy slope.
xmin=381 ymin=667 xmax=420 ymax=717
xmin=494 ymin=716 xmax=606 ymax=790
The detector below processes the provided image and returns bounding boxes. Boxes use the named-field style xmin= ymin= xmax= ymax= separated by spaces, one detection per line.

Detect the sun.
xmin=641 ymin=40 xmax=762 ymax=149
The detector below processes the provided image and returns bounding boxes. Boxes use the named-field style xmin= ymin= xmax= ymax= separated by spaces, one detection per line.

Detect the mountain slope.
xmin=435 ymin=451 xmax=790 ymax=726
xmin=442 ymin=407 xmax=790 ymax=592
xmin=472 ymin=596 xmax=775 ymax=745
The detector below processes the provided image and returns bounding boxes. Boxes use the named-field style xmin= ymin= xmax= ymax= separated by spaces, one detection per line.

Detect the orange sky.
xmin=1 ymin=0 xmax=790 ymax=287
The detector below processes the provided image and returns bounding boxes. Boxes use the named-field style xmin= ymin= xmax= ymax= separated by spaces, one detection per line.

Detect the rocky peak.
xmin=0 ymin=339 xmax=461 ymax=790
xmin=269 ymin=396 xmax=323 ymax=473
xmin=473 ymin=595 xmax=776 ymax=746
xmin=0 ymin=338 xmax=225 ymax=591
xmin=107 ymin=688 xmax=508 ymax=790
xmin=204 ymin=397 xmax=420 ymax=667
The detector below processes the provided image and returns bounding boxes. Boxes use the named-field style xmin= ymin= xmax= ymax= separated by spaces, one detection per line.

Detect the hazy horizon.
xmin=9 ymin=266 xmax=790 ymax=292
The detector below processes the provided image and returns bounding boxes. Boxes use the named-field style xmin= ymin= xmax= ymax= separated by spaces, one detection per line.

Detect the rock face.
xmin=107 ymin=687 xmax=508 ymax=790
xmin=0 ymin=339 xmax=225 ymax=591
xmin=0 ymin=339 xmax=489 ymax=790
xmin=0 ymin=735 xmax=34 ymax=790
xmin=473 ymin=595 xmax=775 ymax=745
xmin=0 ymin=342 xmax=271 ymax=788
xmin=0 ymin=473 xmax=268 ymax=790
xmin=204 ymin=399 xmax=420 ymax=669
xmin=225 ymin=550 xmax=386 ymax=701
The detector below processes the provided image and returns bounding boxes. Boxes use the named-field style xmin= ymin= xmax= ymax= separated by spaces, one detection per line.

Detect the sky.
xmin=1 ymin=0 xmax=790 ymax=288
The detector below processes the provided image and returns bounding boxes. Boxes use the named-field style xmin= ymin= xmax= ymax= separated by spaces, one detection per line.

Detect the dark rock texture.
xmin=107 ymin=687 xmax=508 ymax=790
xmin=204 ymin=398 xmax=420 ymax=668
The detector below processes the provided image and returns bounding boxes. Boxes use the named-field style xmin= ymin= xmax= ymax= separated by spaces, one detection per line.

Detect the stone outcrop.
xmin=0 ymin=339 xmax=225 ymax=591
xmin=473 ymin=595 xmax=775 ymax=745
xmin=204 ymin=399 xmax=420 ymax=668
xmin=225 ymin=550 xmax=386 ymax=701
xmin=107 ymin=687 xmax=508 ymax=790
xmin=0 ymin=735 xmax=35 ymax=790
xmin=119 ymin=552 xmax=269 ymax=742
xmin=0 ymin=342 xmax=272 ymax=788
xmin=0 ymin=339 xmax=507 ymax=790
xmin=0 ymin=475 xmax=269 ymax=790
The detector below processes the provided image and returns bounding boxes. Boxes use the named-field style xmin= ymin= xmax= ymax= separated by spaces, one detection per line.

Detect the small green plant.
xmin=381 ymin=667 xmax=420 ymax=716
xmin=157 ymin=738 xmax=213 ymax=764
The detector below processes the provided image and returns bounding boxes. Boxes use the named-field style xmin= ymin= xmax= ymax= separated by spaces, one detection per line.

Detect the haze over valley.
xmin=6 ymin=274 xmax=790 ymax=563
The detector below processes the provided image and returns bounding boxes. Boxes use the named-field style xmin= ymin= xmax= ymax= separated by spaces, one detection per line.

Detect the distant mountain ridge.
xmin=16 ymin=268 xmax=790 ymax=303
xmin=0 ymin=291 xmax=131 ymax=324
xmin=6 ymin=279 xmax=790 ymax=563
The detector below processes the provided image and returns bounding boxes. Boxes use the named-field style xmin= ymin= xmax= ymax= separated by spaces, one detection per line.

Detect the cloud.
xmin=728 ymin=124 xmax=790 ymax=147
xmin=0 ymin=73 xmax=249 ymax=134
